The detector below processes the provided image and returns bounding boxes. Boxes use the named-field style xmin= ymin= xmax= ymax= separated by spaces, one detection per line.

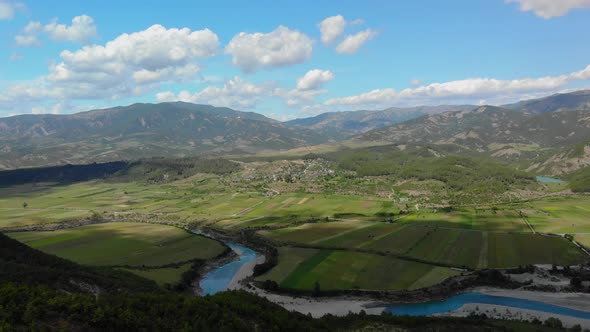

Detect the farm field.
xmin=574 ymin=234 xmax=590 ymax=248
xmin=258 ymin=221 xmax=588 ymax=269
xmin=2 ymin=178 xmax=590 ymax=292
xmin=523 ymin=196 xmax=590 ymax=234
xmin=486 ymin=232 xmax=585 ymax=268
xmin=8 ymin=222 xmax=226 ymax=267
xmin=257 ymin=248 xmax=460 ymax=291
xmin=120 ymin=263 xmax=192 ymax=286
xmin=242 ymin=192 xmax=393 ymax=219
xmin=400 ymin=208 xmax=530 ymax=232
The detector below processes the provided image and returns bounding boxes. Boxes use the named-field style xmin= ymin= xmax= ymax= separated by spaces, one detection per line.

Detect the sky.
xmin=0 ymin=0 xmax=589 ymax=120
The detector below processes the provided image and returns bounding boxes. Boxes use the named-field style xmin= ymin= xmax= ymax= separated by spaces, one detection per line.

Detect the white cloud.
xmin=276 ymin=88 xmax=325 ymax=107
xmin=335 ymin=29 xmax=377 ymax=54
xmin=350 ymin=19 xmax=365 ymax=25
xmin=156 ymin=70 xmax=333 ymax=110
xmin=410 ymin=79 xmax=421 ymax=86
xmin=506 ymin=0 xmax=590 ymax=18
xmin=225 ymin=26 xmax=313 ymax=72
xmin=324 ymin=64 xmax=590 ymax=108
xmin=156 ymin=76 xmax=272 ymax=109
xmin=16 ymin=15 xmax=98 ymax=46
xmin=9 ymin=52 xmax=23 ymax=61
xmin=0 ymin=1 xmax=24 ymax=20
xmin=296 ymin=69 xmax=335 ymax=90
xmin=15 ymin=34 xmax=39 ymax=46
xmin=1 ymin=24 xmax=220 ymax=111
xmin=44 ymin=15 xmax=97 ymax=43
xmin=274 ymin=69 xmax=334 ymax=106
xmin=31 ymin=101 xmax=68 ymax=114
xmin=318 ymin=15 xmax=346 ymax=45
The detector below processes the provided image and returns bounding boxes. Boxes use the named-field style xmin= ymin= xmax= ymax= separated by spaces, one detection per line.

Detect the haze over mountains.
xmin=1 ymin=90 xmax=590 ymax=172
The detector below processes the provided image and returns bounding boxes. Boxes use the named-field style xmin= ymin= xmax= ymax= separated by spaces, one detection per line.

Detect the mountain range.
xmin=1 ymin=90 xmax=590 ymax=172
xmin=285 ymin=105 xmax=475 ymax=138
xmin=0 ymin=102 xmax=325 ymax=169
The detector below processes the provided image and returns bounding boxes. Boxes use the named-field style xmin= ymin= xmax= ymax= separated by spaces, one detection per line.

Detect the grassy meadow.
xmin=8 ymin=222 xmax=225 ymax=267
xmin=256 ymin=247 xmax=460 ymax=291
xmin=2 ymin=173 xmax=590 ymax=292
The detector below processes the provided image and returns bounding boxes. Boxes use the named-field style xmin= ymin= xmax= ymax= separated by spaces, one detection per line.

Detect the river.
xmin=385 ymin=292 xmax=590 ymax=319
xmin=199 ymin=243 xmax=258 ymax=295
xmin=193 ymin=231 xmax=590 ymax=327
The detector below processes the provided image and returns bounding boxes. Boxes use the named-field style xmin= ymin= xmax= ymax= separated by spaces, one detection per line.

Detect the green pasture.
xmin=259 ymin=249 xmax=460 ymax=291
xmin=523 ymin=196 xmax=590 ymax=234
xmin=8 ymin=222 xmax=225 ymax=267
xmin=486 ymin=232 xmax=585 ymax=268
xmin=243 ymin=193 xmax=392 ymax=219
xmin=258 ymin=220 xmax=377 ymax=244
xmin=121 ymin=263 xmax=192 ymax=286
xmin=400 ymin=208 xmax=530 ymax=232
xmin=259 ymin=221 xmax=588 ymax=269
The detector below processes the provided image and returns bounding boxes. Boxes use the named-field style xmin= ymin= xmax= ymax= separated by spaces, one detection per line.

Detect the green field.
xmin=400 ymin=208 xmax=530 ymax=232
xmin=524 ymin=196 xmax=590 ymax=234
xmin=257 ymin=247 xmax=460 ymax=291
xmin=486 ymin=233 xmax=584 ymax=268
xmin=2 ymin=176 xmax=590 ymax=292
xmin=259 ymin=221 xmax=588 ymax=269
xmin=120 ymin=263 xmax=192 ymax=286
xmin=8 ymin=222 xmax=226 ymax=267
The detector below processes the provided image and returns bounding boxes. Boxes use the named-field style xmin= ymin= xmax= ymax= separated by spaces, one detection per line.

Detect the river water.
xmin=385 ymin=292 xmax=590 ymax=319
xmin=199 ymin=243 xmax=258 ymax=295
xmin=194 ymin=231 xmax=590 ymax=323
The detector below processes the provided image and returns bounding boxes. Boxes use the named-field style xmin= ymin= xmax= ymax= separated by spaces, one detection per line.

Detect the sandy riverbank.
xmin=245 ymin=286 xmax=384 ymax=318
xmin=436 ymin=287 xmax=590 ymax=328
xmin=213 ymin=243 xmax=590 ymax=323
xmin=476 ymin=287 xmax=590 ymax=311
xmin=438 ymin=303 xmax=590 ymax=328
xmin=227 ymin=247 xmax=264 ymax=290
xmin=229 ymin=250 xmax=383 ymax=317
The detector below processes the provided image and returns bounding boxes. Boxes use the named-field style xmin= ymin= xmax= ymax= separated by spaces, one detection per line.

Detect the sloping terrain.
xmin=286 ymin=105 xmax=475 ymax=138
xmin=503 ymin=90 xmax=590 ymax=114
xmin=0 ymin=102 xmax=328 ymax=169
xmin=356 ymin=106 xmax=590 ymax=171
xmin=0 ymin=232 xmax=160 ymax=293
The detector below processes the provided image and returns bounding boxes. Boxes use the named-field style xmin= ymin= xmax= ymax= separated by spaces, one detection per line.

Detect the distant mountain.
xmin=527 ymin=139 xmax=590 ymax=175
xmin=356 ymin=106 xmax=590 ymax=168
xmin=503 ymin=90 xmax=590 ymax=114
xmin=0 ymin=102 xmax=328 ymax=169
xmin=285 ymin=105 xmax=475 ymax=138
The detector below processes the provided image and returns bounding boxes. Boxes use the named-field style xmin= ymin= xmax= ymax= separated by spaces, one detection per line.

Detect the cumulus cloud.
xmin=157 ymin=69 xmax=334 ymax=110
xmin=1 ymin=24 xmax=220 ymax=111
xmin=324 ymin=64 xmax=590 ymax=108
xmin=296 ymin=69 xmax=335 ymax=90
xmin=225 ymin=26 xmax=313 ymax=72
xmin=0 ymin=1 xmax=24 ymax=20
xmin=16 ymin=15 xmax=98 ymax=46
xmin=156 ymin=76 xmax=272 ymax=109
xmin=319 ymin=15 xmax=346 ymax=45
xmin=275 ymin=87 xmax=326 ymax=107
xmin=506 ymin=0 xmax=590 ymax=18
xmin=15 ymin=34 xmax=39 ymax=46
xmin=335 ymin=29 xmax=377 ymax=54
xmin=275 ymin=69 xmax=334 ymax=106
xmin=31 ymin=101 xmax=68 ymax=114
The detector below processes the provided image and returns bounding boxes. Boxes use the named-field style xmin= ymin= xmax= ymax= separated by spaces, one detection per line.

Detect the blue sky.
xmin=0 ymin=0 xmax=589 ymax=120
